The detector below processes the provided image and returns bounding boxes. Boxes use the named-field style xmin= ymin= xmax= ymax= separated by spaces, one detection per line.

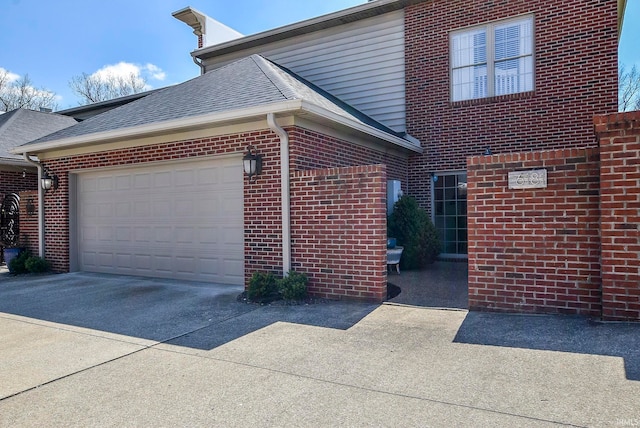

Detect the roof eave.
xmin=11 ymin=99 xmax=421 ymax=156
xmin=300 ymin=101 xmax=423 ymax=154
xmin=12 ymin=100 xmax=304 ymax=155
xmin=0 ymin=157 xmax=34 ymax=168
xmin=618 ymin=0 xmax=627 ymax=40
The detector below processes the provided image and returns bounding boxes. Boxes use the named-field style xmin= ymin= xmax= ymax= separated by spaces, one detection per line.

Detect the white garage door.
xmin=76 ymin=157 xmax=244 ymax=285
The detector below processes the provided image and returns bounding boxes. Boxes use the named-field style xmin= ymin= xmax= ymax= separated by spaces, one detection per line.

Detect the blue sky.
xmin=0 ymin=0 xmax=638 ymax=111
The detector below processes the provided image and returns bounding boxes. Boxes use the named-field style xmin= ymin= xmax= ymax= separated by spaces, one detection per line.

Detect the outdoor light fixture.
xmin=41 ymin=170 xmax=58 ymax=191
xmin=243 ymin=145 xmax=262 ymax=181
xmin=484 ymin=147 xmax=493 ymax=156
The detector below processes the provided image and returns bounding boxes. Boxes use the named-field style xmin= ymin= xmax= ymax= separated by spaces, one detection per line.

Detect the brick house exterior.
xmin=32 ymin=125 xmax=408 ymax=301
xmin=404 ymin=0 xmax=619 ymax=208
xmin=11 ymin=0 xmax=635 ymax=316
xmin=467 ymin=112 xmax=639 ymax=322
xmin=1 ymin=109 xmax=76 ymax=262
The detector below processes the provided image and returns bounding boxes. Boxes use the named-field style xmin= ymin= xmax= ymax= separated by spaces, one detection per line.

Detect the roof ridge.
xmin=250 ymin=54 xmax=298 ymax=101
xmin=0 ymin=109 xmax=21 ymax=136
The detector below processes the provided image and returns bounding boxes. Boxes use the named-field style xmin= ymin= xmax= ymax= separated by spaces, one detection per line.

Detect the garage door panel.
xmin=98 ymin=177 xmax=113 ymax=191
xmin=77 ymin=157 xmax=243 ymax=285
xmin=115 ymin=227 xmax=131 ymax=242
xmin=154 ymin=171 xmax=172 ymax=188
xmin=134 ymin=173 xmax=152 ymax=189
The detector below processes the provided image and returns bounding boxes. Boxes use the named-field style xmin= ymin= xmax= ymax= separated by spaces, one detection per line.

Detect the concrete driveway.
xmin=0 ymin=272 xmax=639 ymax=427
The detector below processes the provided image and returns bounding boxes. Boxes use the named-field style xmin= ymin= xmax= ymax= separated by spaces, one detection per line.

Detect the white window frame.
xmin=450 ymin=15 xmax=534 ymax=102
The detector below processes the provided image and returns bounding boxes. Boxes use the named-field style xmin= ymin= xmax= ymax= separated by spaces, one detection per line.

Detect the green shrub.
xmin=420 ymin=217 xmax=441 ymax=265
xmin=8 ymin=250 xmax=30 ymax=274
xmin=8 ymin=251 xmax=52 ymax=274
xmin=388 ymin=195 xmax=441 ymax=269
xmin=247 ymin=271 xmax=279 ymax=302
xmin=25 ymin=256 xmax=50 ymax=273
xmin=279 ymin=271 xmax=308 ymax=300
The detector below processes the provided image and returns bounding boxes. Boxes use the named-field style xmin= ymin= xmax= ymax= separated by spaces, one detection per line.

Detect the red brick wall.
xmin=1 ymin=174 xmax=37 ymax=263
xmin=0 ymin=169 xmax=38 ymax=201
xmin=290 ymin=165 xmax=387 ymax=302
xmin=243 ymin=131 xmax=284 ymax=279
xmin=467 ymin=148 xmax=602 ymax=316
xmin=289 ymin=128 xmax=408 ymax=186
xmin=40 ymin=125 xmax=408 ymax=302
xmin=595 ymin=112 xmax=640 ymax=321
xmin=42 ymin=130 xmax=277 ymax=274
xmin=18 ymin=190 xmax=39 ymax=257
xmin=405 ymin=0 xmax=618 ymax=210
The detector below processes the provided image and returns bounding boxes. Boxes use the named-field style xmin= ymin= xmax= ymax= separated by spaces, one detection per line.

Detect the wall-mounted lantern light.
xmin=243 ymin=145 xmax=262 ymax=181
xmin=41 ymin=170 xmax=58 ymax=191
xmin=484 ymin=147 xmax=493 ymax=156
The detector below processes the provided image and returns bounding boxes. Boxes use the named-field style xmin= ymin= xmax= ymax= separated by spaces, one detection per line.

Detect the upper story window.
xmin=451 ymin=16 xmax=534 ymax=102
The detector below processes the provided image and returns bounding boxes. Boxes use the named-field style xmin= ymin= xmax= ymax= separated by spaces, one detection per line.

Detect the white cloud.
xmin=144 ymin=63 xmax=166 ymax=81
xmin=90 ymin=61 xmax=166 ymax=90
xmin=0 ymin=67 xmax=20 ymax=83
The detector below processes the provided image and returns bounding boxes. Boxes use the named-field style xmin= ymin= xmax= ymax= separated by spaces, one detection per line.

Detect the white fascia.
xmin=11 ymin=98 xmax=422 ymax=155
xmin=0 ymin=158 xmax=36 ymax=168
xmin=10 ymin=100 xmax=304 ymax=155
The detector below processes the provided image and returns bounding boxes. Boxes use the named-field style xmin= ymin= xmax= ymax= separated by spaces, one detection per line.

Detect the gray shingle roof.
xmin=20 ymin=55 xmax=405 ymax=149
xmin=0 ymin=109 xmax=77 ymax=162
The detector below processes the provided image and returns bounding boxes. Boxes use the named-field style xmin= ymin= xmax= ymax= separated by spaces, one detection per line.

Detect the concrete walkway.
xmin=0 ymin=272 xmax=639 ymax=426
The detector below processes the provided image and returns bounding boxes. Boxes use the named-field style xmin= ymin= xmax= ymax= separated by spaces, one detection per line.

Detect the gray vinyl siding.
xmin=202 ymin=11 xmax=406 ymax=132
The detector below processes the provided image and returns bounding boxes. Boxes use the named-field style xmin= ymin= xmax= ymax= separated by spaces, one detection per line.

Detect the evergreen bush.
xmin=8 ymin=250 xmax=52 ymax=274
xmin=279 ymin=271 xmax=308 ymax=300
xmin=25 ymin=256 xmax=51 ymax=273
xmin=388 ymin=195 xmax=441 ymax=269
xmin=246 ymin=271 xmax=279 ymax=302
xmin=8 ymin=250 xmax=30 ymax=274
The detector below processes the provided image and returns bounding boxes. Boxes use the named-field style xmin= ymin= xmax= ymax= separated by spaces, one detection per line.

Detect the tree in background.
xmin=69 ymin=71 xmax=147 ymax=104
xmin=0 ymin=68 xmax=57 ymax=112
xmin=619 ymin=63 xmax=640 ymax=112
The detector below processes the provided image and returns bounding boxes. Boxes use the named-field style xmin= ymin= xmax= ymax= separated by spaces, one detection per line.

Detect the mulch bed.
xmin=237 ymin=283 xmax=402 ymax=305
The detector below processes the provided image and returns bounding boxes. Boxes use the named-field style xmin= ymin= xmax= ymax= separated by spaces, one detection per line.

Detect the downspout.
xmin=22 ymin=153 xmax=45 ymax=258
xmin=267 ymin=113 xmax=291 ymax=276
xmin=192 ymin=56 xmax=205 ymax=75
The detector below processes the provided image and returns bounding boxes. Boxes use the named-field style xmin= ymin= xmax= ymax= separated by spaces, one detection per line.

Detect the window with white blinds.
xmin=451 ymin=16 xmax=533 ymax=101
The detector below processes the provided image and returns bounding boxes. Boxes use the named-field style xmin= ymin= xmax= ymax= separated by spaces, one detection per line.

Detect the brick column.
xmin=595 ymin=112 xmax=640 ymax=321
xmin=290 ymin=165 xmax=387 ymax=302
xmin=467 ymin=149 xmax=601 ymax=316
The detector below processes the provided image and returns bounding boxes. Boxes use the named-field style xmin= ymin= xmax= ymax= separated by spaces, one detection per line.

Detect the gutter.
xmin=0 ymin=158 xmax=38 ymax=168
xmin=300 ymin=101 xmax=423 ymax=153
xmin=267 ymin=113 xmax=291 ymax=276
xmin=12 ymin=100 xmax=304 ymax=155
xmin=22 ymin=154 xmax=45 ymax=258
xmin=12 ymin=99 xmax=421 ymax=156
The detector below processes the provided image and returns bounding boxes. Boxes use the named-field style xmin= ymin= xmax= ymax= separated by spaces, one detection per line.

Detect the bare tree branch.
xmin=69 ymin=71 xmax=147 ymax=105
xmin=619 ymin=63 xmax=640 ymax=112
xmin=0 ymin=69 xmax=57 ymax=112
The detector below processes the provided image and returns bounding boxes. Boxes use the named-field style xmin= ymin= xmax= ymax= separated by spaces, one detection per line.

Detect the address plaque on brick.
xmin=508 ymin=169 xmax=547 ymax=190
